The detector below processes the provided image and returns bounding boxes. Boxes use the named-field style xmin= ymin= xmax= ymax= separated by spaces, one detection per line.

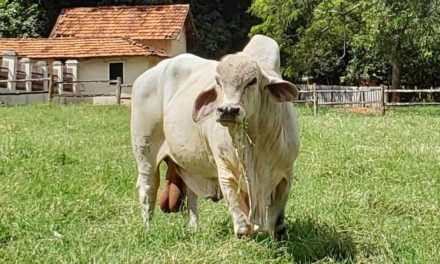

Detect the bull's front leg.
xmin=267 ymin=176 xmax=292 ymax=239
xmin=187 ymin=188 xmax=199 ymax=228
xmin=218 ymin=168 xmax=253 ymax=237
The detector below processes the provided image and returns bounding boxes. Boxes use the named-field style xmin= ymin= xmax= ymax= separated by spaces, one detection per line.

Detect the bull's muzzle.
xmin=216 ymin=104 xmax=244 ymax=124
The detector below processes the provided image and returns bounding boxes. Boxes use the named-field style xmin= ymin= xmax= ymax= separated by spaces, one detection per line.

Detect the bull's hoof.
xmin=234 ymin=222 xmax=254 ymax=237
xmin=188 ymin=220 xmax=198 ymax=229
xmin=235 ymin=226 xmax=250 ymax=237
xmin=275 ymin=223 xmax=287 ymax=240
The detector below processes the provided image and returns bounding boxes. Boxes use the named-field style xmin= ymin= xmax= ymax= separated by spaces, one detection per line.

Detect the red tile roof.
xmin=0 ymin=38 xmax=168 ymax=59
xmin=50 ymin=4 xmax=193 ymax=40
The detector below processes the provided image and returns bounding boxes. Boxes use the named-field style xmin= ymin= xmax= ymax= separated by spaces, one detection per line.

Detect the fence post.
xmin=361 ymin=90 xmax=365 ymax=108
xmin=37 ymin=61 xmax=49 ymax=91
xmin=48 ymin=75 xmax=54 ymax=103
xmin=21 ymin=58 xmax=32 ymax=92
xmin=66 ymin=60 xmax=79 ymax=95
xmin=313 ymin=83 xmax=318 ymax=115
xmin=116 ymin=77 xmax=122 ymax=105
xmin=380 ymin=84 xmax=385 ymax=116
xmin=52 ymin=61 xmax=63 ymax=94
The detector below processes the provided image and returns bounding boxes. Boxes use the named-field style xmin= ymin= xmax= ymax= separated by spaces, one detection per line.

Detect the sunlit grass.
xmin=1 ymin=104 xmax=439 ymax=263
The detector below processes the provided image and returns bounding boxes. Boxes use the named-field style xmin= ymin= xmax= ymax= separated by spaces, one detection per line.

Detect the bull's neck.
xmin=247 ymin=91 xmax=284 ymax=147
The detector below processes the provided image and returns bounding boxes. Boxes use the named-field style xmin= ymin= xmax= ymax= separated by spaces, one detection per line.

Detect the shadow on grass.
xmin=199 ymin=213 xmax=358 ymax=262
xmin=280 ymin=218 xmax=356 ymax=263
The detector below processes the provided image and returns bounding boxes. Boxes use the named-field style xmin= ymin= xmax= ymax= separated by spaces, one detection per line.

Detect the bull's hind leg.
xmin=132 ymin=135 xmax=160 ymax=226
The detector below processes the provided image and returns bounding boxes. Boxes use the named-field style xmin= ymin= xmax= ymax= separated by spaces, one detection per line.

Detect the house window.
xmin=109 ymin=62 xmax=124 ymax=83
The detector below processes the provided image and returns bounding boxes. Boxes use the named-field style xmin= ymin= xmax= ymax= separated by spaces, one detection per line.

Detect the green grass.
xmin=1 ymin=104 xmax=439 ymax=263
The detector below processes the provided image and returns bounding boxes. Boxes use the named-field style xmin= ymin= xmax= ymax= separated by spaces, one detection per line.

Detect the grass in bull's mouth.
xmin=0 ymin=104 xmax=439 ymax=263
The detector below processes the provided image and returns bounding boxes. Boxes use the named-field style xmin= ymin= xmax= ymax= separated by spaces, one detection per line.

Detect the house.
xmin=0 ymin=4 xmax=195 ymax=98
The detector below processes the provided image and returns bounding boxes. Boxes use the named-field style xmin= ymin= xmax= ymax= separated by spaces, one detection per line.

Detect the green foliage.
xmin=0 ymin=0 xmax=42 ymax=37
xmin=187 ymin=0 xmax=257 ymax=58
xmin=1 ymin=104 xmax=440 ymax=262
xmin=250 ymin=0 xmax=321 ymax=79
xmin=347 ymin=0 xmax=440 ymax=87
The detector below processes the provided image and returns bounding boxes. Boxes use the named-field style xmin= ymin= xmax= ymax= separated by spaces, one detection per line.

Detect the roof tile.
xmin=50 ymin=4 xmax=190 ymax=40
xmin=0 ymin=38 xmax=168 ymax=59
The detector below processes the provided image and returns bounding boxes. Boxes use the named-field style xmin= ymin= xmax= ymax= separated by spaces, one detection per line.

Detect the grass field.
xmin=1 ymin=104 xmax=439 ymax=263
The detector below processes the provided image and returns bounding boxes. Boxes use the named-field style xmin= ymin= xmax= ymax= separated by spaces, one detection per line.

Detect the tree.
xmin=285 ymin=0 xmax=363 ymax=84
xmin=250 ymin=0 xmax=440 ymax=92
xmin=249 ymin=0 xmax=321 ymax=80
xmin=354 ymin=0 xmax=440 ymax=93
xmin=0 ymin=0 xmax=42 ymax=37
xmin=187 ymin=0 xmax=257 ymax=58
xmin=249 ymin=0 xmax=364 ymax=83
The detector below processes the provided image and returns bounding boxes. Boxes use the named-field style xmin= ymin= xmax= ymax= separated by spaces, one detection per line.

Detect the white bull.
xmin=131 ymin=35 xmax=300 ymax=237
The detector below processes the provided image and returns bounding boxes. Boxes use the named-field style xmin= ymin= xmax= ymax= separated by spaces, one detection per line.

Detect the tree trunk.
xmin=391 ymin=61 xmax=402 ymax=102
xmin=391 ymin=37 xmax=402 ymax=102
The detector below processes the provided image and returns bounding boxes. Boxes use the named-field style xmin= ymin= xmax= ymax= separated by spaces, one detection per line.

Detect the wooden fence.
xmin=0 ymin=77 xmax=130 ymax=105
xmin=2 ymin=77 xmax=439 ymax=111
xmin=296 ymin=84 xmax=440 ymax=115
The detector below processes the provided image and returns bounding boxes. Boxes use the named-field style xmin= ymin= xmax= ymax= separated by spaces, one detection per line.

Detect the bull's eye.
xmin=247 ymin=78 xmax=257 ymax=88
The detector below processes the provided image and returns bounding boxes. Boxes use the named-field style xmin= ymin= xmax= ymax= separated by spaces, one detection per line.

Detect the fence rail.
xmin=2 ymin=78 xmax=439 ymax=112
xmin=0 ymin=77 xmax=130 ymax=105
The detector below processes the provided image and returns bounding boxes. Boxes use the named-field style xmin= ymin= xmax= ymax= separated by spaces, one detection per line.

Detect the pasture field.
xmin=0 ymin=104 xmax=439 ymax=263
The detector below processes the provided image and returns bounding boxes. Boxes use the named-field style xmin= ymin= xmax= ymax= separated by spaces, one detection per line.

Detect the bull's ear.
xmin=262 ymin=70 xmax=299 ymax=102
xmin=192 ymin=86 xmax=219 ymax=123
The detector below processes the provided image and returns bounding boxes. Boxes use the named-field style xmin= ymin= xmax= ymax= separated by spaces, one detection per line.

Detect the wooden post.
xmin=361 ymin=90 xmax=365 ymax=108
xmin=116 ymin=77 xmax=122 ymax=105
xmin=47 ymin=75 xmax=53 ymax=103
xmin=380 ymin=84 xmax=385 ymax=116
xmin=21 ymin=58 xmax=32 ymax=92
xmin=52 ymin=61 xmax=63 ymax=94
xmin=313 ymin=83 xmax=318 ymax=115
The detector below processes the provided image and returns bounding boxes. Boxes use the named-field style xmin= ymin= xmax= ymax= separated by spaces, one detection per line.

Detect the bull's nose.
xmin=217 ymin=106 xmax=240 ymax=116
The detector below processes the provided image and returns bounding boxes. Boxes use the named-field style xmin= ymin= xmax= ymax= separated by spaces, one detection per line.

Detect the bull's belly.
xmin=164 ymin=120 xmax=215 ymax=173
xmin=163 ymin=113 xmax=221 ymax=198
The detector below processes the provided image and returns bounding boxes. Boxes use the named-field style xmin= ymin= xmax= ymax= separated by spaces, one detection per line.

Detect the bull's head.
xmin=192 ymin=54 xmax=298 ymax=125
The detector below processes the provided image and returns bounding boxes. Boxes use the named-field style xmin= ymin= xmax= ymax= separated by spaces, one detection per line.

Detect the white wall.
xmin=77 ymin=56 xmax=162 ymax=94
xmin=140 ymin=40 xmax=171 ymax=54
xmin=170 ymin=30 xmax=187 ymax=56
xmin=138 ymin=31 xmax=187 ymax=57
